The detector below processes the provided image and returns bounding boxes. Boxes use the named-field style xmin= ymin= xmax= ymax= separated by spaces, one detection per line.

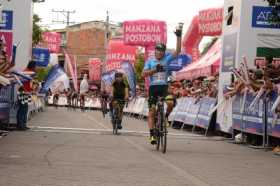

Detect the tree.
xmin=135 ymin=53 xmax=145 ymax=84
xmin=35 ymin=66 xmax=51 ymax=82
xmin=32 ymin=14 xmax=43 ymax=46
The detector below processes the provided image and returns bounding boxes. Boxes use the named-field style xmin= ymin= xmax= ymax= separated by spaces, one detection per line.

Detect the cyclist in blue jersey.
xmin=142 ymin=24 xmax=183 ymax=144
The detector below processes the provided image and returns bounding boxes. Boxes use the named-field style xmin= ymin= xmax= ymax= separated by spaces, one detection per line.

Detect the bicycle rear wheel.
xmin=156 ymin=128 xmax=160 ymax=150
xmin=113 ymin=120 xmax=118 ymax=135
xmin=112 ymin=107 xmax=119 ymax=135
xmin=158 ymin=104 xmax=167 ymax=153
xmin=102 ymin=102 xmax=107 ymax=118
xmin=161 ymin=120 xmax=167 ymax=153
xmin=155 ymin=109 xmax=162 ymax=151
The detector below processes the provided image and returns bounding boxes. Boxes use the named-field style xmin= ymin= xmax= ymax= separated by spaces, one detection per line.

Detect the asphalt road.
xmin=0 ymin=107 xmax=279 ymax=186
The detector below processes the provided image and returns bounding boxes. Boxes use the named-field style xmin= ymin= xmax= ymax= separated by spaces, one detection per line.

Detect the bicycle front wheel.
xmin=155 ymin=109 xmax=163 ymax=151
xmin=112 ymin=107 xmax=119 ymax=135
xmin=156 ymin=128 xmax=160 ymax=151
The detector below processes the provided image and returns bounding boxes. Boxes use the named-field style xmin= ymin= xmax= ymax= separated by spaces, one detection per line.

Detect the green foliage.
xmin=135 ymin=53 xmax=145 ymax=84
xmin=32 ymin=14 xmax=43 ymax=46
xmin=35 ymin=66 xmax=51 ymax=82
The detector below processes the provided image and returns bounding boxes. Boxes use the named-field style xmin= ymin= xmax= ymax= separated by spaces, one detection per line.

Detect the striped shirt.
xmin=17 ymin=91 xmax=32 ymax=105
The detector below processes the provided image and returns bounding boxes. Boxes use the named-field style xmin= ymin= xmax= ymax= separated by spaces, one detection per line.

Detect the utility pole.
xmin=101 ymin=11 xmax=110 ymax=92
xmin=104 ymin=11 xmax=110 ymax=51
xmin=52 ymin=9 xmax=76 ymax=26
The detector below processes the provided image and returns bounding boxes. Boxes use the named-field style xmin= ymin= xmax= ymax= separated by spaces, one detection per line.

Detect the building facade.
xmin=54 ymin=21 xmax=122 ymax=78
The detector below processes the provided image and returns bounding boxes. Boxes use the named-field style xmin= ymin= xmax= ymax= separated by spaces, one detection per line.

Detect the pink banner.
xmin=182 ymin=16 xmax=202 ymax=62
xmin=105 ymin=38 xmax=137 ymax=72
xmin=0 ymin=32 xmax=13 ymax=59
xmin=64 ymin=49 xmax=78 ymax=91
xmin=123 ymin=20 xmax=167 ymax=46
xmin=89 ymin=58 xmax=101 ymax=81
xmin=198 ymin=8 xmax=223 ymax=36
xmin=144 ymin=45 xmax=155 ymax=61
xmin=42 ymin=32 xmax=61 ymax=53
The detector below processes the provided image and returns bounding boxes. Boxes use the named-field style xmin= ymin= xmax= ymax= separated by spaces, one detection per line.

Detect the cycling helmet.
xmin=115 ymin=72 xmax=123 ymax=78
xmin=155 ymin=43 xmax=166 ymax=52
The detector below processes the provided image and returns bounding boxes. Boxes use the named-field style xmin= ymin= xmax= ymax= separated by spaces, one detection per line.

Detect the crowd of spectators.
xmin=46 ymin=56 xmax=280 ymax=107
xmin=223 ymin=57 xmax=280 ymax=108
xmin=167 ymin=74 xmax=219 ymax=99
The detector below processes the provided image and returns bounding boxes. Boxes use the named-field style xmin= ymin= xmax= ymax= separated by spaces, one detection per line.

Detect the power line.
xmin=52 ymin=9 xmax=76 ymax=26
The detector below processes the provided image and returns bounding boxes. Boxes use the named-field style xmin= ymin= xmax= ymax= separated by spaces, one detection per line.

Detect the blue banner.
xmin=101 ymin=70 xmax=116 ymax=87
xmin=168 ymin=54 xmax=192 ymax=72
xmin=32 ymin=48 xmax=50 ymax=67
xmin=0 ymin=102 xmax=9 ymax=121
xmin=11 ymin=71 xmax=33 ymax=81
xmin=0 ymin=83 xmax=13 ymax=122
xmin=232 ymin=94 xmax=243 ymax=130
xmin=184 ymin=98 xmax=201 ymax=126
xmin=0 ymin=10 xmax=13 ymax=30
xmin=242 ymin=93 xmax=264 ymax=135
xmin=40 ymin=64 xmax=65 ymax=93
xmin=252 ymin=6 xmax=280 ymax=29
xmin=174 ymin=97 xmax=191 ymax=123
xmin=121 ymin=61 xmax=136 ymax=97
xmin=267 ymin=91 xmax=280 ymax=138
xmin=196 ymin=97 xmax=216 ymax=129
xmin=0 ymin=84 xmax=12 ymax=102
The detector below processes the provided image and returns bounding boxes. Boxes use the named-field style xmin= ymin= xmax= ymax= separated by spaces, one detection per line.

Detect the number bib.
xmin=152 ymin=72 xmax=166 ymax=84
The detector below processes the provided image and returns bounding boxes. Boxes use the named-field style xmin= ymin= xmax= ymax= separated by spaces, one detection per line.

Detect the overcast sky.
xmin=34 ymin=0 xmax=223 ymax=49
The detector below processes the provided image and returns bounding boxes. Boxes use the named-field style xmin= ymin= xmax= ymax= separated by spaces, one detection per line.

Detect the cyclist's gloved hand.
xmin=174 ymin=29 xmax=182 ymax=37
xmin=156 ymin=64 xmax=164 ymax=72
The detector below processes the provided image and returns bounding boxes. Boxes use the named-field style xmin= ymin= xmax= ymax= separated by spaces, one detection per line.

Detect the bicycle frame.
xmin=111 ymin=100 xmax=126 ymax=135
xmin=101 ymin=98 xmax=108 ymax=117
xmin=80 ymin=95 xmax=86 ymax=111
xmin=154 ymin=97 xmax=167 ymax=153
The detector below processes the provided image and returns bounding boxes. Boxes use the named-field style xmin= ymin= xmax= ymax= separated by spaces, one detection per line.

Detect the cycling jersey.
xmin=112 ymin=78 xmax=129 ymax=100
xmin=144 ymin=53 xmax=174 ymax=86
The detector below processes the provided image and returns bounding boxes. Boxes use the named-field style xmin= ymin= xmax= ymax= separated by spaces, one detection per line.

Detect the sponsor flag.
xmin=40 ymin=64 xmax=65 ymax=93
xmin=64 ymin=49 xmax=78 ymax=91
xmin=121 ymin=61 xmax=136 ymax=97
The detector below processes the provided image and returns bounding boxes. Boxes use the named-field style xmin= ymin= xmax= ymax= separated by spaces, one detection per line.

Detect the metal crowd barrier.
xmin=0 ymin=83 xmax=46 ymax=126
xmin=232 ymin=91 xmax=280 ymax=146
xmin=46 ymin=94 xmax=280 ymax=141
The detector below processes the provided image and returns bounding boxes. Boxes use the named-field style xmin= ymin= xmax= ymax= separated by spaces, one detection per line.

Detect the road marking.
xmin=83 ymin=112 xmax=109 ymax=129
xmin=123 ymin=137 xmax=210 ymax=186
xmin=82 ymin=112 xmax=205 ymax=137
xmin=29 ymin=127 xmax=224 ymax=142
xmin=30 ymin=126 xmax=109 ymax=131
xmin=30 ymin=126 xmax=204 ymax=137
xmin=82 ymin=111 xmax=210 ymax=185
xmin=9 ymin=155 xmax=21 ymax=159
